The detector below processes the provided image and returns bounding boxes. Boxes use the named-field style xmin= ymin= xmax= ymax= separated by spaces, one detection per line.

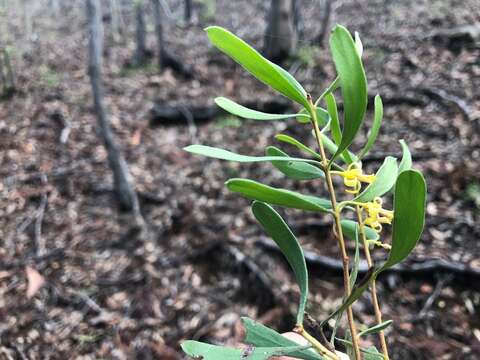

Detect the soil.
xmin=1 ymin=0 xmax=479 ymax=359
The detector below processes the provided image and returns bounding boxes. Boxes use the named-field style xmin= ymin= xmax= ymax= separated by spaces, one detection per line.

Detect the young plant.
xmin=182 ymin=25 xmax=426 ymax=360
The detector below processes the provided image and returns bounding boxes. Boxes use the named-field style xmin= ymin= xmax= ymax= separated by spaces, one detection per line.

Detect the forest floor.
xmin=1 ymin=0 xmax=480 ymax=359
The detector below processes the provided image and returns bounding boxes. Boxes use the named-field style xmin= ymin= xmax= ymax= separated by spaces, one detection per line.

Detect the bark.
xmin=133 ymin=0 xmax=148 ymax=65
xmin=2 ymin=49 xmax=15 ymax=90
xmin=0 ymin=52 xmax=6 ymax=94
xmin=264 ymin=0 xmax=297 ymax=63
xmin=0 ymin=39 xmax=15 ymax=95
xmin=151 ymin=0 xmax=193 ymax=77
xmin=316 ymin=0 xmax=332 ymax=47
xmin=151 ymin=0 xmax=165 ymax=70
xmin=86 ymin=0 xmax=141 ymax=217
xmin=184 ymin=0 xmax=192 ymax=23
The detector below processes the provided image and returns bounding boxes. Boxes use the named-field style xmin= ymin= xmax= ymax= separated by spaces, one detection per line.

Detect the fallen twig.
xmin=34 ymin=174 xmax=48 ymax=257
xmin=256 ymin=238 xmax=480 ymax=278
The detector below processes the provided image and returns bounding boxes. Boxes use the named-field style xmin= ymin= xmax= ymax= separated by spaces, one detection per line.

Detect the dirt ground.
xmin=1 ymin=0 xmax=480 ymax=359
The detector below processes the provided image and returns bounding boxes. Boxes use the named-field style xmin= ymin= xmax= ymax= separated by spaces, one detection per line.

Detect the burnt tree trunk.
xmin=316 ymin=0 xmax=332 ymax=47
xmin=151 ymin=0 xmax=166 ymax=70
xmin=0 ymin=40 xmax=15 ymax=96
xmin=184 ymin=0 xmax=192 ymax=23
xmin=264 ymin=0 xmax=297 ymax=63
xmin=86 ymin=0 xmax=141 ymax=217
xmin=151 ymin=0 xmax=193 ymax=77
xmin=133 ymin=0 xmax=148 ymax=65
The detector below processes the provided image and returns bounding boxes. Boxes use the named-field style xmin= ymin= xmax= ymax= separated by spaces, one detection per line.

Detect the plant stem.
xmin=307 ymin=96 xmax=362 ymax=360
xmin=356 ymin=206 xmax=389 ymax=360
xmin=294 ymin=325 xmax=340 ymax=360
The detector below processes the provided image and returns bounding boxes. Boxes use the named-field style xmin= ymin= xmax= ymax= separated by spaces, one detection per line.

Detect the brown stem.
xmin=307 ymin=96 xmax=362 ymax=360
xmin=356 ymin=206 xmax=389 ymax=359
xmin=294 ymin=325 xmax=340 ymax=360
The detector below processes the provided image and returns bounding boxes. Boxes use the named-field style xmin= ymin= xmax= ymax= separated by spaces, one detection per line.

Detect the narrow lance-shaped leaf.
xmin=226 ymin=179 xmax=331 ymax=213
xmin=184 ymin=145 xmax=321 ymax=165
xmin=349 ymin=223 xmax=360 ymax=289
xmin=341 ymin=219 xmax=379 ymax=241
xmin=335 ymin=340 xmax=384 ymax=360
xmin=296 ymin=107 xmax=330 ymax=125
xmin=358 ymin=95 xmax=383 ymax=159
xmin=309 ymin=130 xmax=358 ymax=165
xmin=242 ymin=317 xmax=323 ymax=360
xmin=358 ymin=320 xmax=393 ymax=337
xmin=381 ymin=169 xmax=426 ymax=270
xmin=329 ymin=25 xmax=368 ymax=164
xmin=266 ymin=146 xmax=324 ymax=180
xmin=321 ymin=268 xmax=377 ymax=328
xmin=315 ymin=76 xmax=340 ymax=105
xmin=275 ymin=134 xmax=321 ymax=159
xmin=181 ymin=340 xmax=311 ymax=360
xmin=325 ymin=92 xmax=354 ymax=164
xmin=354 ymin=156 xmax=398 ymax=203
xmin=398 ymin=139 xmax=412 ymax=174
xmin=325 ymin=93 xmax=341 ymax=145
xmin=252 ymin=201 xmax=308 ymax=325
xmin=215 ymin=97 xmax=310 ymax=121
xmin=205 ymin=26 xmax=309 ymax=108
xmin=354 ymin=31 xmax=363 ymax=57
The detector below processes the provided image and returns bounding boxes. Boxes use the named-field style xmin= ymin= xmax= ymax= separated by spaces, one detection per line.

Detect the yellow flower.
xmin=332 ymin=163 xmax=375 ymax=194
xmin=362 ymin=197 xmax=394 ymax=233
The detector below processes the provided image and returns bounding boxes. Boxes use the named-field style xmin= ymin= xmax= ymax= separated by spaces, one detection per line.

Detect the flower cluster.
xmin=333 ymin=163 xmax=394 ymax=234
xmin=362 ymin=197 xmax=394 ymax=233
xmin=332 ymin=163 xmax=375 ymax=194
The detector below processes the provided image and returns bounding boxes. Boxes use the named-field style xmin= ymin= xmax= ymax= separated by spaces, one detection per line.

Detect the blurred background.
xmin=0 ymin=0 xmax=479 ymax=358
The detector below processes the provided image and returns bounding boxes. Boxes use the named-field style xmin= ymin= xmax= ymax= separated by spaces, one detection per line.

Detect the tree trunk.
xmin=184 ymin=0 xmax=192 ymax=23
xmin=0 ymin=52 xmax=6 ymax=94
xmin=2 ymin=48 xmax=15 ymax=91
xmin=264 ymin=0 xmax=297 ymax=63
xmin=316 ymin=0 xmax=332 ymax=47
xmin=133 ymin=0 xmax=148 ymax=65
xmin=86 ymin=0 xmax=141 ymax=217
xmin=151 ymin=0 xmax=165 ymax=70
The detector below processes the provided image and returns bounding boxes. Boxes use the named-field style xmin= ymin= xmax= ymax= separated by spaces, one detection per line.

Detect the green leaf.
xmin=358 ymin=95 xmax=383 ymax=159
xmin=336 ymin=340 xmax=384 ymax=360
xmin=354 ymin=156 xmax=398 ymax=203
xmin=215 ymin=97 xmax=309 ymax=121
xmin=226 ymin=178 xmax=331 ymax=213
xmin=381 ymin=170 xmax=426 ymax=270
xmin=320 ymin=133 xmax=358 ymax=164
xmin=358 ymin=320 xmax=393 ymax=337
xmin=252 ymin=202 xmax=309 ymax=324
xmin=315 ymin=76 xmax=340 ymax=105
xmin=363 ymin=347 xmax=384 ymax=360
xmin=398 ymin=139 xmax=412 ymax=174
xmin=184 ymin=145 xmax=321 ymax=165
xmin=322 ymin=269 xmax=377 ymax=328
xmin=325 ymin=93 xmax=341 ymax=145
xmin=354 ymin=31 xmax=363 ymax=57
xmin=324 ymin=93 xmax=355 ymax=164
xmin=206 ymin=26 xmax=308 ymax=108
xmin=297 ymin=107 xmax=330 ymax=125
xmin=275 ymin=134 xmax=321 ymax=159
xmin=181 ymin=340 xmax=310 ymax=360
xmin=242 ymin=318 xmax=323 ymax=360
xmin=341 ymin=219 xmax=379 ymax=241
xmin=266 ymin=146 xmax=324 ymax=180
xmin=329 ymin=25 xmax=368 ymax=163
xmin=350 ymin=223 xmax=360 ymax=288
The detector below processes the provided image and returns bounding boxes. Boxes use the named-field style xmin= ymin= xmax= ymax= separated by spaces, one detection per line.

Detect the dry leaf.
xmin=26 ymin=266 xmax=45 ymax=299
xmin=0 ymin=271 xmax=12 ymax=280
xmin=130 ymin=129 xmax=142 ymax=146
